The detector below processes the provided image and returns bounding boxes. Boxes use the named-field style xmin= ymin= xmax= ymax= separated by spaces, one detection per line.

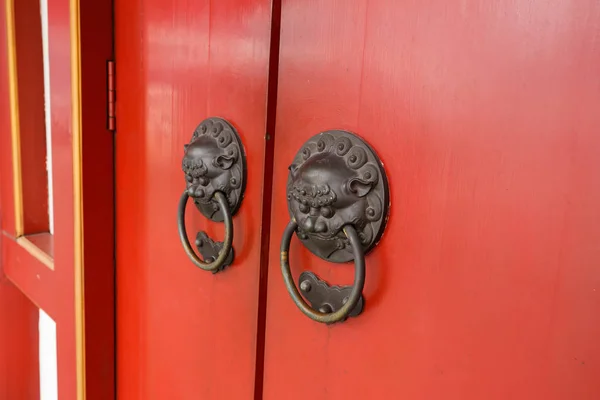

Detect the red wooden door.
xmin=114 ymin=0 xmax=273 ymax=398
xmin=263 ymin=1 xmax=600 ymax=399
xmin=115 ymin=0 xmax=600 ymax=399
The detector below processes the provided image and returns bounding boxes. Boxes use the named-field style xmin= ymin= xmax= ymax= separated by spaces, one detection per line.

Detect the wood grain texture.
xmin=264 ymin=0 xmax=600 ymax=399
xmin=115 ymin=0 xmax=272 ymax=398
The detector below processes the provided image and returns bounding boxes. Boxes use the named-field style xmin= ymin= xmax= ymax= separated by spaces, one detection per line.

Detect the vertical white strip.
xmin=39 ymin=310 xmax=58 ymax=400
xmin=40 ymin=0 xmax=53 ymax=234
xmin=39 ymin=0 xmax=57 ymax=398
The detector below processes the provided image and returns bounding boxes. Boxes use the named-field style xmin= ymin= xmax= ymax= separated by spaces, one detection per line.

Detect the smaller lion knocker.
xmin=279 ymin=130 xmax=389 ymax=324
xmin=177 ymin=117 xmax=246 ymax=273
xmin=286 ymin=130 xmax=389 ymax=263
xmin=182 ymin=118 xmax=246 ymax=222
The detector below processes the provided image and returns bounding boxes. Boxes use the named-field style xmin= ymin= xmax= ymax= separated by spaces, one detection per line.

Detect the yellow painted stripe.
xmin=6 ymin=1 xmax=84 ymax=397
xmin=69 ymin=0 xmax=86 ymax=398
xmin=5 ymin=0 xmax=24 ymax=236
xmin=16 ymin=237 xmax=54 ymax=270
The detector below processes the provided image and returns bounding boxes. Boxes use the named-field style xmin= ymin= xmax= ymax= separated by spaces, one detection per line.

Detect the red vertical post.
xmin=0 ymin=1 xmax=40 ymax=397
xmin=0 ymin=276 xmax=40 ymax=400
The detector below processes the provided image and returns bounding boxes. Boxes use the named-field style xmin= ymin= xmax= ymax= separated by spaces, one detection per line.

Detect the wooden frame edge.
xmin=0 ymin=276 xmax=40 ymax=399
xmin=2 ymin=232 xmax=57 ymax=315
xmin=4 ymin=0 xmax=23 ymax=237
xmin=4 ymin=0 xmax=114 ymax=397
xmin=5 ymin=0 xmax=54 ymax=270
xmin=16 ymin=236 xmax=54 ymax=269
xmin=69 ymin=0 xmax=86 ymax=398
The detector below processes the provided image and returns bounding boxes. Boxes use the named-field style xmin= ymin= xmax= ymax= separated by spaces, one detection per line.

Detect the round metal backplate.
xmin=286 ymin=130 xmax=390 ymax=263
xmin=181 ymin=117 xmax=247 ymax=222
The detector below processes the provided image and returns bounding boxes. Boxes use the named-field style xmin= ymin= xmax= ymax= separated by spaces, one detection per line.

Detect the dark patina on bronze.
xmin=298 ymin=271 xmax=364 ymax=322
xmin=286 ymin=130 xmax=389 ymax=263
xmin=280 ymin=222 xmax=366 ymax=324
xmin=194 ymin=231 xmax=235 ymax=274
xmin=178 ymin=117 xmax=246 ymax=273
xmin=182 ymin=117 xmax=246 ymax=221
xmin=280 ymin=130 xmax=389 ymax=323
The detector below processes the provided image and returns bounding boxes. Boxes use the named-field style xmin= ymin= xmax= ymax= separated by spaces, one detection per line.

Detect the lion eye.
xmin=321 ymin=206 xmax=333 ymax=218
xmin=299 ymin=203 xmax=310 ymax=213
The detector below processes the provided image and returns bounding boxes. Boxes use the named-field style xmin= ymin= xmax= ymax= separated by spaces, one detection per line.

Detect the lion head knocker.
xmin=182 ymin=117 xmax=246 ymax=222
xmin=286 ymin=130 xmax=389 ymax=263
xmin=177 ymin=117 xmax=246 ymax=273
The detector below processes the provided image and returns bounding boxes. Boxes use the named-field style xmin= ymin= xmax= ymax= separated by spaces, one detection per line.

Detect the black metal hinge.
xmin=107 ymin=60 xmax=115 ymax=131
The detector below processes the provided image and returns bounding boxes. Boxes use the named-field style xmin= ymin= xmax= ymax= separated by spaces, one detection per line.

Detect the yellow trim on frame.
xmin=17 ymin=239 xmax=55 ymax=269
xmin=5 ymin=0 xmax=55 ymax=270
xmin=16 ymin=236 xmax=54 ymax=269
xmin=5 ymin=0 xmax=24 ymax=237
xmin=69 ymin=0 xmax=86 ymax=398
xmin=5 ymin=0 xmax=85 ymax=397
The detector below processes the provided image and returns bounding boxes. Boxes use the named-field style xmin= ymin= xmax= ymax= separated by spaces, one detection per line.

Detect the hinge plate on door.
xmin=107 ymin=60 xmax=115 ymax=131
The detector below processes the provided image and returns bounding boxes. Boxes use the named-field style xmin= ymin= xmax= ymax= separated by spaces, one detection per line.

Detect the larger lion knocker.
xmin=286 ymin=130 xmax=389 ymax=263
xmin=182 ymin=117 xmax=246 ymax=221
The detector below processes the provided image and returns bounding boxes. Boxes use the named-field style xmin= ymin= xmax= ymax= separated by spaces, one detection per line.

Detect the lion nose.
xmin=301 ymin=217 xmax=327 ymax=233
xmin=314 ymin=221 xmax=327 ymax=233
xmin=301 ymin=216 xmax=316 ymax=232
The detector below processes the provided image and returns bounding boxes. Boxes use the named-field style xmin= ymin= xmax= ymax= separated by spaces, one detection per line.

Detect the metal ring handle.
xmin=280 ymin=220 xmax=366 ymax=324
xmin=177 ymin=190 xmax=233 ymax=272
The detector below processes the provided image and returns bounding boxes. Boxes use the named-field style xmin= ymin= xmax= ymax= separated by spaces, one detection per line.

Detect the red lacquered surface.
xmin=115 ymin=0 xmax=272 ymax=398
xmin=0 ymin=9 xmax=38 ymax=395
xmin=2 ymin=235 xmax=57 ymax=314
xmin=14 ymin=0 xmax=49 ymax=235
xmin=264 ymin=1 xmax=600 ymax=399
xmin=1 ymin=0 xmax=114 ymax=398
xmin=39 ymin=1 xmax=77 ymax=396
xmin=0 ymin=0 xmax=15 ymax=236
xmin=24 ymin=232 xmax=54 ymax=259
xmin=78 ymin=1 xmax=116 ymax=397
xmin=0 ymin=275 xmax=39 ymax=400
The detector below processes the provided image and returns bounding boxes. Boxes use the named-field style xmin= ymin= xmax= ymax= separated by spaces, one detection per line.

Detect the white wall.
xmin=39 ymin=310 xmax=57 ymax=400
xmin=40 ymin=0 xmax=57 ymax=398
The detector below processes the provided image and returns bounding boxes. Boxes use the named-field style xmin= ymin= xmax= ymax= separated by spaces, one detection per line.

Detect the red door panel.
xmin=115 ymin=0 xmax=272 ymax=398
xmin=264 ymin=1 xmax=600 ymax=399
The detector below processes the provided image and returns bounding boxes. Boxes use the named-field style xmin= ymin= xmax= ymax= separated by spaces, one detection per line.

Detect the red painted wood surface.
xmin=0 ymin=0 xmax=114 ymax=398
xmin=36 ymin=1 xmax=78 ymax=396
xmin=25 ymin=232 xmax=54 ymax=259
xmin=2 ymin=236 xmax=57 ymax=313
xmin=14 ymin=0 xmax=50 ymax=235
xmin=0 ymin=10 xmax=39 ymax=395
xmin=0 ymin=0 xmax=15 ymax=236
xmin=0 ymin=275 xmax=39 ymax=400
xmin=264 ymin=1 xmax=600 ymax=399
xmin=79 ymin=1 xmax=115 ymax=397
xmin=114 ymin=0 xmax=272 ymax=398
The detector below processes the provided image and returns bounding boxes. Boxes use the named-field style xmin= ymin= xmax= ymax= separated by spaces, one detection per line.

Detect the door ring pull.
xmin=280 ymin=220 xmax=365 ymax=324
xmin=280 ymin=130 xmax=390 ymax=323
xmin=178 ymin=117 xmax=247 ymax=273
xmin=177 ymin=190 xmax=233 ymax=272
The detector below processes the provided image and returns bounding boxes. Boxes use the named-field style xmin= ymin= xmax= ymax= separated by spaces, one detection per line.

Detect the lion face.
xmin=286 ymin=131 xmax=388 ymax=262
xmin=182 ymin=118 xmax=245 ymax=220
